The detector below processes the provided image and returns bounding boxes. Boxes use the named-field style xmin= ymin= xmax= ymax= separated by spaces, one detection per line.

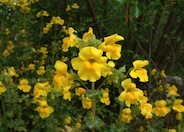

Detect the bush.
xmin=0 ymin=0 xmax=184 ymax=131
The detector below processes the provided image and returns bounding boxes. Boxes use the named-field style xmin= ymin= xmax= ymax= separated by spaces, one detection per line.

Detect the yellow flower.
xmin=172 ymin=99 xmax=184 ymax=112
xmin=82 ymin=27 xmax=96 ymax=43
xmin=129 ymin=60 xmax=149 ymax=82
xmin=100 ymin=88 xmax=110 ymax=105
xmin=53 ymin=61 xmax=73 ymax=91
xmin=61 ymin=56 xmax=69 ymax=62
xmin=166 ymin=84 xmax=180 ymax=96
xmin=0 ymin=0 xmax=8 ymax=3
xmin=63 ymin=86 xmax=71 ymax=101
xmin=0 ymin=81 xmax=6 ymax=95
xmin=62 ymin=27 xmax=77 ymax=52
xmin=75 ymin=123 xmax=81 ymax=129
xmin=120 ymin=108 xmax=133 ymax=123
xmin=53 ymin=75 xmax=70 ymax=91
xmin=36 ymin=98 xmax=48 ymax=106
xmin=50 ymin=16 xmax=64 ymax=25
xmin=7 ymin=41 xmax=14 ymax=51
xmin=168 ymin=129 xmax=177 ymax=132
xmin=8 ymin=67 xmax=19 ymax=77
xmin=35 ymin=99 xmax=54 ymax=118
xmin=139 ymin=96 xmax=153 ymax=119
xmin=37 ymin=66 xmax=45 ymax=75
xmin=98 ymin=34 xmax=124 ymax=60
xmin=18 ymin=79 xmax=31 ymax=92
xmin=54 ymin=60 xmax=68 ymax=76
xmin=5 ymin=28 xmax=10 ymax=35
xmin=71 ymin=46 xmax=110 ymax=82
xmin=2 ymin=49 xmax=10 ymax=57
xmin=36 ymin=12 xmax=41 ymax=18
xmin=150 ymin=68 xmax=157 ymax=76
xmin=43 ymin=23 xmax=52 ymax=34
xmin=33 ymin=82 xmax=51 ymax=98
xmin=176 ymin=112 xmax=183 ymax=121
xmin=100 ymin=94 xmax=110 ymax=106
xmin=75 ymin=87 xmax=86 ymax=96
xmin=152 ymin=100 xmax=171 ymax=117
xmin=28 ymin=63 xmax=36 ymax=71
xmin=71 ymin=3 xmax=79 ymax=9
xmin=42 ymin=11 xmax=49 ymax=16
xmin=35 ymin=105 xmax=54 ymax=118
xmin=107 ymin=61 xmax=115 ymax=68
xmin=161 ymin=70 xmax=167 ymax=77
xmin=36 ymin=10 xmax=49 ymax=18
xmin=64 ymin=116 xmax=72 ymax=124
xmin=66 ymin=5 xmax=71 ymax=12
xmin=118 ymin=78 xmax=143 ymax=107
xmin=39 ymin=47 xmax=48 ymax=55
xmin=82 ymin=97 xmax=92 ymax=109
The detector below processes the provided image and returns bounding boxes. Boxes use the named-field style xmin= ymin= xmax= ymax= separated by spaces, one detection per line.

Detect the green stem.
xmin=0 ymin=98 xmax=6 ymax=121
xmin=91 ymin=82 xmax=96 ymax=132
xmin=97 ymin=77 xmax=107 ymax=89
xmin=118 ymin=105 xmax=123 ymax=121
xmin=118 ymin=81 xmax=123 ymax=121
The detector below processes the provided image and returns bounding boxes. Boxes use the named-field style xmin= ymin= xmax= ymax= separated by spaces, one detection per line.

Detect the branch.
xmin=154 ymin=10 xmax=176 ymax=68
xmin=86 ymin=0 xmax=103 ymax=38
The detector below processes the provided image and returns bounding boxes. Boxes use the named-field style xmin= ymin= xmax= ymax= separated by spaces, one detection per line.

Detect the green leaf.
xmin=86 ymin=89 xmax=100 ymax=98
xmin=132 ymin=2 xmax=144 ymax=18
xmin=108 ymin=65 xmax=126 ymax=84
xmin=86 ymin=116 xmax=105 ymax=129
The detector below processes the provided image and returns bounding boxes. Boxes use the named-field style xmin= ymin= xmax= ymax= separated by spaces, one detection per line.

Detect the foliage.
xmin=0 ymin=0 xmax=184 ymax=132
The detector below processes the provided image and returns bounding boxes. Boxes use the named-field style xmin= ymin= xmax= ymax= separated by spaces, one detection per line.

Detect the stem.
xmin=118 ymin=82 xmax=123 ymax=121
xmin=91 ymin=82 xmax=96 ymax=132
xmin=97 ymin=77 xmax=107 ymax=89
xmin=0 ymin=98 xmax=6 ymax=122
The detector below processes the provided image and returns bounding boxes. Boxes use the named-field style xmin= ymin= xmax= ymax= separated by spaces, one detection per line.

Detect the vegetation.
xmin=0 ymin=0 xmax=183 ymax=131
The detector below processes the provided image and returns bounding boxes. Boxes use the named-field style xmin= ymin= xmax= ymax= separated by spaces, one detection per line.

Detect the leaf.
xmin=132 ymin=2 xmax=144 ymax=18
xmin=108 ymin=65 xmax=126 ymax=84
xmin=86 ymin=117 xmax=105 ymax=129
xmin=116 ymin=0 xmax=129 ymax=5
xmin=86 ymin=89 xmax=100 ymax=98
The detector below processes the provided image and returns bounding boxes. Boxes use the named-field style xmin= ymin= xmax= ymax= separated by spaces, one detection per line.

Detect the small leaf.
xmin=86 ymin=116 xmax=105 ymax=129
xmin=108 ymin=65 xmax=126 ymax=84
xmin=132 ymin=2 xmax=144 ymax=18
xmin=86 ymin=89 xmax=100 ymax=98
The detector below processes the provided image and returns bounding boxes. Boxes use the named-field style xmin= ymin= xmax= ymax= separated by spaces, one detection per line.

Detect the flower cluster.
xmin=18 ymin=79 xmax=31 ymax=92
xmin=66 ymin=3 xmax=80 ymax=12
xmin=0 ymin=4 xmax=183 ymax=130
xmin=53 ymin=60 xmax=73 ymax=101
xmin=0 ymin=81 xmax=6 ymax=95
xmin=33 ymin=82 xmax=53 ymax=118
xmin=2 ymin=41 xmax=15 ymax=57
xmin=42 ymin=16 xmax=65 ymax=34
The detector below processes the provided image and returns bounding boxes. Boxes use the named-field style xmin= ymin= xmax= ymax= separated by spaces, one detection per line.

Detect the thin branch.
xmin=86 ymin=0 xmax=103 ymax=38
xmin=131 ymin=34 xmax=167 ymax=93
xmin=154 ymin=10 xmax=176 ymax=68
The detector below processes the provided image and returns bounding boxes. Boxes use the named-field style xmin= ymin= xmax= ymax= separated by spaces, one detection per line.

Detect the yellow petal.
xmin=121 ymin=78 xmax=136 ymax=90
xmin=78 ymin=62 xmax=101 ymax=82
xmin=54 ymin=60 xmax=68 ymax=74
xmin=133 ymin=60 xmax=149 ymax=69
xmin=71 ymin=57 xmax=84 ymax=70
xmin=79 ymin=46 xmax=103 ymax=61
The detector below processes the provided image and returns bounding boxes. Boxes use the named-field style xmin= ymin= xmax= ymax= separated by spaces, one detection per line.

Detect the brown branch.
xmin=86 ymin=0 xmax=103 ymax=38
xmin=165 ymin=41 xmax=184 ymax=72
xmin=148 ymin=9 xmax=162 ymax=49
xmin=174 ymin=18 xmax=184 ymax=37
xmin=154 ymin=10 xmax=177 ymax=68
xmin=158 ymin=17 xmax=184 ymax=71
